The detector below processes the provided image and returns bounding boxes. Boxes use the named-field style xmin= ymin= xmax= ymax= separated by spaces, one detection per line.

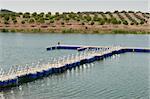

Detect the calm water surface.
xmin=0 ymin=33 xmax=149 ymax=99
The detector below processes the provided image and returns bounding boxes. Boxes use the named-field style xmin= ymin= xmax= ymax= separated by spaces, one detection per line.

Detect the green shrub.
xmin=29 ymin=18 xmax=35 ymax=23
xmin=122 ymin=20 xmax=128 ymax=25
xmin=61 ymin=22 xmax=64 ymax=25
xmin=99 ymin=20 xmax=105 ymax=25
xmin=13 ymin=20 xmax=17 ymax=24
xmin=10 ymin=29 xmax=16 ymax=32
xmin=93 ymin=30 xmax=99 ymax=33
xmin=130 ymin=22 xmax=134 ymax=25
xmin=90 ymin=21 xmax=95 ymax=25
xmin=81 ymin=22 xmax=85 ymax=25
xmin=1 ymin=29 xmax=9 ymax=32
xmin=4 ymin=21 xmax=9 ymax=24
xmin=62 ymin=29 xmax=75 ymax=33
xmin=21 ymin=20 xmax=25 ymax=24
xmin=140 ymin=21 xmax=144 ymax=25
xmin=50 ymin=20 xmax=54 ymax=23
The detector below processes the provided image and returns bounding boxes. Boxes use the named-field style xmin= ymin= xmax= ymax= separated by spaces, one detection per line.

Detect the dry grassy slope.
xmin=112 ymin=13 xmax=121 ymax=21
xmin=129 ymin=13 xmax=141 ymax=23
xmin=0 ymin=12 xmax=149 ymax=24
xmin=0 ymin=12 xmax=149 ymax=33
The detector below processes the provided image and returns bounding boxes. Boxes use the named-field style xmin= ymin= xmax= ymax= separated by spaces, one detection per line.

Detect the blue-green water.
xmin=0 ymin=33 xmax=149 ymax=99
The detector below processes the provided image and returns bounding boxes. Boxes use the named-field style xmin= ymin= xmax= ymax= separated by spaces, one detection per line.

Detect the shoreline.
xmin=0 ymin=27 xmax=150 ymax=34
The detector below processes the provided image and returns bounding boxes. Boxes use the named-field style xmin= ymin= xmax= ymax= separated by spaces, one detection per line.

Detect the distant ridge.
xmin=0 ymin=9 xmax=15 ymax=14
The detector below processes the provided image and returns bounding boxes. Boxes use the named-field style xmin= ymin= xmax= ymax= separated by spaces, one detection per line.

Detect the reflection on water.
xmin=0 ymin=33 xmax=149 ymax=99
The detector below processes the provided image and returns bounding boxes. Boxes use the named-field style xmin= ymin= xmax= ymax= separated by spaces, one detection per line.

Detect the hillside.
xmin=0 ymin=9 xmax=15 ymax=14
xmin=0 ymin=10 xmax=150 ymax=34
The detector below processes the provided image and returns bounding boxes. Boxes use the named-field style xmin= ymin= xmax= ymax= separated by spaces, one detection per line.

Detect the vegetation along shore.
xmin=0 ymin=9 xmax=150 ymax=34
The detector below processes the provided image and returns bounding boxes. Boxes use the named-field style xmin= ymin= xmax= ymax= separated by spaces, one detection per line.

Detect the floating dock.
xmin=0 ymin=45 xmax=149 ymax=90
xmin=47 ymin=44 xmax=150 ymax=52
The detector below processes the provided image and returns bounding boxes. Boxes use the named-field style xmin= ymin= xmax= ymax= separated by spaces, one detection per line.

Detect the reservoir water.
xmin=0 ymin=32 xmax=149 ymax=99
